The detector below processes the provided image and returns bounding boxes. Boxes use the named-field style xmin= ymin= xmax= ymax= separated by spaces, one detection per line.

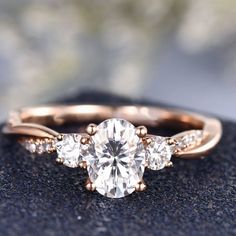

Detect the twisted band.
xmin=2 ymin=105 xmax=222 ymax=198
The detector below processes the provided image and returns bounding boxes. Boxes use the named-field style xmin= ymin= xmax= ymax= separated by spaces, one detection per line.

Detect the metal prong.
xmin=136 ymin=126 xmax=148 ymax=138
xmin=165 ymin=161 xmax=173 ymax=168
xmin=57 ymin=134 xmax=63 ymax=141
xmin=80 ymin=136 xmax=91 ymax=145
xmin=56 ymin=157 xmax=64 ymax=164
xmin=79 ymin=161 xmax=87 ymax=169
xmin=143 ymin=137 xmax=152 ymax=146
xmin=166 ymin=138 xmax=176 ymax=145
xmin=85 ymin=178 xmax=96 ymax=191
xmin=86 ymin=123 xmax=97 ymax=135
xmin=135 ymin=179 xmax=146 ymax=192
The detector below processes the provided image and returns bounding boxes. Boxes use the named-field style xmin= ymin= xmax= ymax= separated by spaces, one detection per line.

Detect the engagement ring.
xmin=2 ymin=105 xmax=222 ymax=198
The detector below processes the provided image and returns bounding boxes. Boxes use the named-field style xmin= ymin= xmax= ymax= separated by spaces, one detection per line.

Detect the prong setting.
xmin=142 ymin=136 xmax=152 ymax=147
xmin=55 ymin=134 xmax=83 ymax=168
xmin=136 ymin=126 xmax=148 ymax=138
xmin=166 ymin=138 xmax=177 ymax=146
xmin=80 ymin=136 xmax=91 ymax=145
xmin=57 ymin=134 xmax=63 ymax=141
xmin=165 ymin=161 xmax=173 ymax=168
xmin=83 ymin=118 xmax=146 ymax=198
xmin=79 ymin=161 xmax=87 ymax=169
xmin=85 ymin=178 xmax=96 ymax=191
xmin=135 ymin=179 xmax=146 ymax=192
xmin=145 ymin=136 xmax=173 ymax=171
xmin=86 ymin=123 xmax=97 ymax=135
xmin=56 ymin=157 xmax=64 ymax=164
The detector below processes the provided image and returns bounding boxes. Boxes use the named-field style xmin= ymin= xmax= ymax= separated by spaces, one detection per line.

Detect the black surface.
xmin=0 ymin=92 xmax=235 ymax=236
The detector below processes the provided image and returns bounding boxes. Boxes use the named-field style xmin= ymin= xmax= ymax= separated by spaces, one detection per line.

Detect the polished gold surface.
xmin=135 ymin=179 xmax=146 ymax=192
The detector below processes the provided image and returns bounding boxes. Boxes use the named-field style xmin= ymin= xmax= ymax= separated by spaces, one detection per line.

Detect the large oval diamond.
xmin=84 ymin=118 xmax=146 ymax=198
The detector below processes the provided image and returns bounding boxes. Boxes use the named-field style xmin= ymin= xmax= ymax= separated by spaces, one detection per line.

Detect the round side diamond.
xmin=84 ymin=118 xmax=146 ymax=198
xmin=56 ymin=134 xmax=82 ymax=168
xmin=146 ymin=136 xmax=172 ymax=170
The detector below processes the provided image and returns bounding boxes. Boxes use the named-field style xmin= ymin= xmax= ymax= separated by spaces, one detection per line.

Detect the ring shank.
xmin=2 ymin=105 xmax=222 ymax=159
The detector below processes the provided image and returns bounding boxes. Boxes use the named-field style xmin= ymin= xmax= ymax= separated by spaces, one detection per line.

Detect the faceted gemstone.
xmin=25 ymin=142 xmax=36 ymax=153
xmin=146 ymin=136 xmax=172 ymax=170
xmin=42 ymin=142 xmax=53 ymax=153
xmin=56 ymin=134 xmax=82 ymax=168
xmin=84 ymin=118 xmax=146 ymax=198
xmin=20 ymin=138 xmax=55 ymax=155
xmin=36 ymin=144 xmax=44 ymax=154
xmin=176 ymin=130 xmax=204 ymax=150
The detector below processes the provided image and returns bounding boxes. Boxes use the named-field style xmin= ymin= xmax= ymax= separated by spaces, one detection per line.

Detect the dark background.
xmin=0 ymin=93 xmax=235 ymax=236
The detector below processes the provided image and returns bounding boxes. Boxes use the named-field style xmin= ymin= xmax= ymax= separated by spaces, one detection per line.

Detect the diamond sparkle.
xmin=83 ymin=118 xmax=146 ymax=198
xmin=146 ymin=136 xmax=173 ymax=170
xmin=56 ymin=134 xmax=82 ymax=168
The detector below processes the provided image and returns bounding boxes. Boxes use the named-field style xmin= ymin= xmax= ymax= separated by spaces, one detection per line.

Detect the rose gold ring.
xmin=2 ymin=104 xmax=222 ymax=198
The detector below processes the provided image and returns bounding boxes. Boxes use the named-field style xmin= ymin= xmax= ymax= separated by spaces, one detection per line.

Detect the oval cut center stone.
xmin=84 ymin=118 xmax=146 ymax=198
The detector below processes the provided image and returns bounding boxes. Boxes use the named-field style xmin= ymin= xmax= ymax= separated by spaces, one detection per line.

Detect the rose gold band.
xmin=2 ymin=104 xmax=222 ymax=159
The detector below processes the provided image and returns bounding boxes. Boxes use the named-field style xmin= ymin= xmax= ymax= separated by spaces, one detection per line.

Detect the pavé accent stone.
xmin=25 ymin=142 xmax=36 ymax=153
xmin=175 ymin=130 xmax=204 ymax=151
xmin=20 ymin=138 xmax=55 ymax=154
xmin=84 ymin=118 xmax=146 ymax=198
xmin=146 ymin=136 xmax=172 ymax=170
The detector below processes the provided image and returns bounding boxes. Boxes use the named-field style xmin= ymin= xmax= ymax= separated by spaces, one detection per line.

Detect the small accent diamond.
xmin=36 ymin=144 xmax=44 ymax=154
xmin=146 ymin=136 xmax=173 ymax=170
xmin=175 ymin=130 xmax=205 ymax=151
xmin=25 ymin=142 xmax=36 ymax=153
xmin=56 ymin=134 xmax=83 ymax=168
xmin=20 ymin=138 xmax=55 ymax=154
